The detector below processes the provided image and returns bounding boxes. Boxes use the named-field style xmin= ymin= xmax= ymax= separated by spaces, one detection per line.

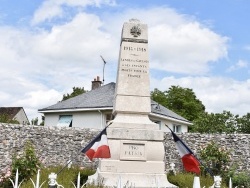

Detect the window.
xmin=105 ymin=113 xmax=114 ymax=125
xmin=57 ymin=115 xmax=73 ymax=127
xmin=173 ymin=125 xmax=181 ymax=133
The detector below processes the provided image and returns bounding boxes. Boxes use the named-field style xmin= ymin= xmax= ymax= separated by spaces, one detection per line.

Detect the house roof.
xmin=0 ymin=107 xmax=23 ymax=119
xmin=39 ymin=82 xmax=190 ymax=123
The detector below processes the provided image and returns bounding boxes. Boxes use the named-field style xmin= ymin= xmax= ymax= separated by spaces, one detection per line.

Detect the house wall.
xmin=44 ymin=111 xmax=188 ymax=132
xmin=148 ymin=115 xmax=188 ymax=133
xmin=0 ymin=124 xmax=249 ymax=175
xmin=44 ymin=111 xmax=105 ymax=129
xmin=14 ymin=109 xmax=29 ymax=125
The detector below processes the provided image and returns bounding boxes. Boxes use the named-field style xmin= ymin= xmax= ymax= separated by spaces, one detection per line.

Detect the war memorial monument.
xmin=88 ymin=19 xmax=177 ymax=188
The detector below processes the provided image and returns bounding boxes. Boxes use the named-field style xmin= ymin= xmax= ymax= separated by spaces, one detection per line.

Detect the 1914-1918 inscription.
xmin=119 ymin=42 xmax=149 ymax=79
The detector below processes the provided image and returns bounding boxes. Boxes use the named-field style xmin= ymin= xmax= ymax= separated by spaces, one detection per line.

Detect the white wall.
xmin=44 ymin=110 xmax=189 ymax=132
xmin=149 ymin=116 xmax=189 ymax=133
xmin=14 ymin=109 xmax=29 ymax=125
xmin=44 ymin=111 xmax=103 ymax=129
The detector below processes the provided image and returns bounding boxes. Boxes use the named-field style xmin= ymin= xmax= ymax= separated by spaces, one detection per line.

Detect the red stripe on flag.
xmin=182 ymin=154 xmax=200 ymax=174
xmin=170 ymin=129 xmax=200 ymax=175
xmin=85 ymin=149 xmax=95 ymax=161
xmin=93 ymin=145 xmax=111 ymax=159
xmin=81 ymin=127 xmax=111 ymax=161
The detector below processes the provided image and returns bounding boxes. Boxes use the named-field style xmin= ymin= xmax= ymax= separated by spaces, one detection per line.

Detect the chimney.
xmin=91 ymin=76 xmax=102 ymax=90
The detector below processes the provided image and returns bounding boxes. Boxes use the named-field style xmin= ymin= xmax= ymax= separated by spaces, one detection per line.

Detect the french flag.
xmin=170 ymin=129 xmax=200 ymax=174
xmin=81 ymin=127 xmax=111 ymax=161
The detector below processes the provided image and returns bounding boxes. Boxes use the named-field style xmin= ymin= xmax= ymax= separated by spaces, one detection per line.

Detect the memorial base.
xmin=88 ymin=168 xmax=177 ymax=188
xmin=86 ymin=126 xmax=177 ymax=188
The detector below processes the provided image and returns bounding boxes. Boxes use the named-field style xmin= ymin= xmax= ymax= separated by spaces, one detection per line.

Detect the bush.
xmin=11 ymin=140 xmax=41 ymax=182
xmin=231 ymin=172 xmax=250 ymax=187
xmin=200 ymin=141 xmax=231 ymax=177
xmin=0 ymin=171 xmax=12 ymax=188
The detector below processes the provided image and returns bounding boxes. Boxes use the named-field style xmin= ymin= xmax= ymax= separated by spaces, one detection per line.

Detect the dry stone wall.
xmin=0 ymin=123 xmax=249 ymax=174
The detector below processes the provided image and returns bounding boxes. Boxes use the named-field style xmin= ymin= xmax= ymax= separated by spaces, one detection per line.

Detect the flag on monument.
xmin=81 ymin=127 xmax=110 ymax=161
xmin=170 ymin=130 xmax=200 ymax=174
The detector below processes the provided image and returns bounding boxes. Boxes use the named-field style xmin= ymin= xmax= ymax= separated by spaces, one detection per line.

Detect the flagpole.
xmin=165 ymin=124 xmax=213 ymax=177
xmin=56 ymin=122 xmax=113 ymax=175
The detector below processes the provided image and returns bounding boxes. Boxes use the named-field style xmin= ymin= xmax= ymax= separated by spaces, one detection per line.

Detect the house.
xmin=38 ymin=79 xmax=192 ymax=132
xmin=0 ymin=107 xmax=29 ymax=125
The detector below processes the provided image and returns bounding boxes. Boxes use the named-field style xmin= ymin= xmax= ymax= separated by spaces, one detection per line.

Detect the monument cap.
xmin=122 ymin=19 xmax=148 ymax=43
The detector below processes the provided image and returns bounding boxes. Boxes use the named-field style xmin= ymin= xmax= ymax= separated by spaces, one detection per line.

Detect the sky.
xmin=0 ymin=0 xmax=250 ymax=122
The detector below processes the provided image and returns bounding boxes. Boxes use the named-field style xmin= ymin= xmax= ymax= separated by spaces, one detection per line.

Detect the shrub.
xmin=11 ymin=140 xmax=41 ymax=182
xmin=231 ymin=172 xmax=250 ymax=187
xmin=0 ymin=170 xmax=12 ymax=188
xmin=200 ymin=141 xmax=231 ymax=177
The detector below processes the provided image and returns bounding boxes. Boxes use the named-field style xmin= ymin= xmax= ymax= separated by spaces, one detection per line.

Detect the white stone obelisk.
xmin=88 ymin=19 xmax=176 ymax=188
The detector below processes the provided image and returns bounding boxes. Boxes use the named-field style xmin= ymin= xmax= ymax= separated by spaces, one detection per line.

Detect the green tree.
xmin=237 ymin=113 xmax=250 ymax=133
xmin=151 ymin=86 xmax=205 ymax=121
xmin=62 ymin=87 xmax=86 ymax=101
xmin=151 ymin=88 xmax=168 ymax=107
xmin=40 ymin=115 xmax=45 ymax=126
xmin=0 ymin=113 xmax=19 ymax=124
xmin=31 ymin=117 xmax=38 ymax=125
xmin=192 ymin=111 xmax=238 ymax=133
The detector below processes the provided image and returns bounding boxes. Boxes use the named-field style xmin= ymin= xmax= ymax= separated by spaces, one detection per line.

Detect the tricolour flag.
xmin=170 ymin=129 xmax=200 ymax=174
xmin=81 ymin=127 xmax=111 ymax=161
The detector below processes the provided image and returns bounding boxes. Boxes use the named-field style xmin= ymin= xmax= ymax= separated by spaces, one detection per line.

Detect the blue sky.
xmin=0 ymin=0 xmax=249 ymax=122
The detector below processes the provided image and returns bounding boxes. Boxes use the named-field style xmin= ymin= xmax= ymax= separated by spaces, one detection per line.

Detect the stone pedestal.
xmin=88 ymin=19 xmax=176 ymax=187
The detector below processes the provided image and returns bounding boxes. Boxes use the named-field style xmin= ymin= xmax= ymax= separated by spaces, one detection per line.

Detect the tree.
xmin=237 ymin=113 xmax=250 ymax=134
xmin=0 ymin=113 xmax=19 ymax=124
xmin=151 ymin=88 xmax=168 ymax=107
xmin=192 ymin=111 xmax=238 ymax=133
xmin=62 ymin=87 xmax=86 ymax=101
xmin=151 ymin=86 xmax=205 ymax=121
xmin=40 ymin=115 xmax=45 ymax=126
xmin=31 ymin=117 xmax=38 ymax=125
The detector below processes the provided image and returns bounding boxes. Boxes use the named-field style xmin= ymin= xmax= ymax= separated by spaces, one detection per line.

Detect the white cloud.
xmin=31 ymin=0 xmax=116 ymax=25
xmin=102 ymin=7 xmax=228 ymax=75
xmin=244 ymin=45 xmax=250 ymax=51
xmin=227 ymin=59 xmax=248 ymax=72
xmin=151 ymin=76 xmax=250 ymax=116
xmin=0 ymin=4 xmax=238 ymax=122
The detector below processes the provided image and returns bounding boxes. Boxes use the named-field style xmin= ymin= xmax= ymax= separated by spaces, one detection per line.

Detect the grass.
xmin=4 ymin=167 xmax=233 ymax=188
xmin=20 ymin=166 xmax=95 ymax=188
xmin=168 ymin=172 xmax=229 ymax=188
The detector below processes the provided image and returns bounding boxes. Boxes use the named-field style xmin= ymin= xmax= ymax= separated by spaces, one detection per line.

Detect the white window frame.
xmin=173 ymin=124 xmax=181 ymax=133
xmin=57 ymin=115 xmax=73 ymax=127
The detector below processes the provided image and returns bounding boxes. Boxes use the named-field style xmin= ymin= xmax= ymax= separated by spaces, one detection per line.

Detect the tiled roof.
xmin=40 ymin=82 xmax=115 ymax=110
xmin=0 ymin=107 xmax=22 ymax=119
xmin=39 ymin=82 xmax=190 ymax=123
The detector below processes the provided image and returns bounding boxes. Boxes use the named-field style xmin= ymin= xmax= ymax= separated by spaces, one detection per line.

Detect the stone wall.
xmin=1 ymin=123 xmax=249 ymax=174
xmin=164 ymin=132 xmax=250 ymax=173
